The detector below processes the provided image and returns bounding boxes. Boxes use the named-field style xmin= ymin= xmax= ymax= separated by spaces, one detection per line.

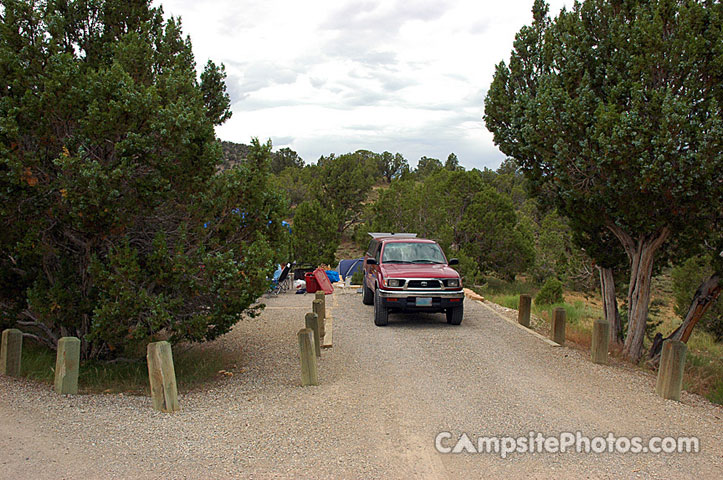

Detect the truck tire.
xmin=446 ymin=304 xmax=463 ymax=325
xmin=374 ymin=288 xmax=388 ymax=326
xmin=362 ymin=278 xmax=374 ymax=305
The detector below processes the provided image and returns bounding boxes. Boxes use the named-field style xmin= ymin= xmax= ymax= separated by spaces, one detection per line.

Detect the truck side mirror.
xmin=366 ymin=258 xmax=377 ymax=265
xmin=448 ymin=258 xmax=459 ymax=266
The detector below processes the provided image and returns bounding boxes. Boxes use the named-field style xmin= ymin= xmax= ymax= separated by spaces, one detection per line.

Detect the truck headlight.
xmin=446 ymin=279 xmax=460 ymax=288
xmin=387 ymin=279 xmax=404 ymax=287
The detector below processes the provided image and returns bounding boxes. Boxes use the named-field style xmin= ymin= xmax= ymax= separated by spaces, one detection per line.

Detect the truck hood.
xmin=380 ymin=264 xmax=460 ymax=279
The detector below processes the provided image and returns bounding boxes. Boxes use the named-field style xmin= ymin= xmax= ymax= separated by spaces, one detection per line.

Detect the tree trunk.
xmin=598 ymin=266 xmax=621 ymax=345
xmin=607 ymin=225 xmax=670 ymax=362
xmin=648 ymin=273 xmax=720 ymax=366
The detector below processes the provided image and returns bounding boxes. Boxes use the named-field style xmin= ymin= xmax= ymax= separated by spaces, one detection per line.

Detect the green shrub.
xmin=351 ymin=269 xmax=364 ymax=285
xmin=455 ymin=250 xmax=483 ymax=286
xmin=479 ymin=276 xmax=536 ymax=296
xmin=535 ymin=278 xmax=564 ymax=305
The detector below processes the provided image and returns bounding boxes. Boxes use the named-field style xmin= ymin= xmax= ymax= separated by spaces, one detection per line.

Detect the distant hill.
xmin=219 ymin=141 xmax=252 ymax=171
xmin=219 ymin=140 xmax=304 ymax=174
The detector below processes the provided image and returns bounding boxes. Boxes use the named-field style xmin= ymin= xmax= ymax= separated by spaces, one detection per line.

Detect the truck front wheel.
xmin=374 ymin=289 xmax=389 ymax=326
xmin=446 ymin=304 xmax=463 ymax=325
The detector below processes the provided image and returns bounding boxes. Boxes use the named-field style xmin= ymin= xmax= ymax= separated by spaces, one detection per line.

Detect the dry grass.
xmin=566 ymin=323 xmax=592 ymax=349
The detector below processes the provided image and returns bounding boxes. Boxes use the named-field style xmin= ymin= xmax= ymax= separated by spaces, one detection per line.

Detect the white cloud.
xmin=155 ymin=0 xmax=572 ymax=170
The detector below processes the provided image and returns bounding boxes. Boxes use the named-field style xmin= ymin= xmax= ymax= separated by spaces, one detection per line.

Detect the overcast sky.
xmin=155 ymin=0 xmax=571 ymax=170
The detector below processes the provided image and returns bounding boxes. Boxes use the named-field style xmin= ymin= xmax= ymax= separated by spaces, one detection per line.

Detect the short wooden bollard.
xmin=518 ymin=294 xmax=532 ymax=327
xmin=54 ymin=337 xmax=80 ymax=395
xmin=315 ymin=291 xmax=326 ymax=315
xmin=1 ymin=328 xmax=23 ymax=377
xmin=298 ymin=328 xmax=319 ymax=386
xmin=591 ymin=319 xmax=610 ymax=364
xmin=305 ymin=312 xmax=321 ymax=358
xmin=656 ymin=340 xmax=687 ymax=402
xmin=313 ymin=298 xmax=326 ymax=339
xmin=146 ymin=341 xmax=180 ymax=412
xmin=551 ymin=307 xmax=566 ymax=345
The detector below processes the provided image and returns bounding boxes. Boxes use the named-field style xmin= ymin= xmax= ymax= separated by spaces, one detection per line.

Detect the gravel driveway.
xmin=1 ymin=289 xmax=721 ymax=479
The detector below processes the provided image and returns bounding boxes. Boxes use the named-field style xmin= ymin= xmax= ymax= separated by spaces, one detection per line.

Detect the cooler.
xmin=305 ymin=272 xmax=319 ymax=293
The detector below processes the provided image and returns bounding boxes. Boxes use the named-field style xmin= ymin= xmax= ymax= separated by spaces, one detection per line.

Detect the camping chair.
xmin=267 ymin=263 xmax=292 ymax=296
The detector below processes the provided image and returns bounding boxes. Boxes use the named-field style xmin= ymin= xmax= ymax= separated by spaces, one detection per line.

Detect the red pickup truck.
xmin=362 ymin=233 xmax=464 ymax=326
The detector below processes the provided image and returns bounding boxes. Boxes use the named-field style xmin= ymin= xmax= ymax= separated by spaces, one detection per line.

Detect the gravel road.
xmin=1 ymin=289 xmax=721 ymax=479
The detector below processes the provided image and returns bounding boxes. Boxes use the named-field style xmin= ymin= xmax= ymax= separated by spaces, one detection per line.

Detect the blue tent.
xmin=338 ymin=258 xmax=364 ymax=280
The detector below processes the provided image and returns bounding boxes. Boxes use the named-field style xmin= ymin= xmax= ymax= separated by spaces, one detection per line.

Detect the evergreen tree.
xmin=485 ymin=0 xmax=722 ymax=361
xmin=0 ymin=1 xmax=287 ymax=359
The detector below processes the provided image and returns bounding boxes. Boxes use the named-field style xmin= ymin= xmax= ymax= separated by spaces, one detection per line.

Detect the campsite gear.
xmin=268 ymin=263 xmax=291 ymax=296
xmin=294 ymin=267 xmax=314 ymax=280
xmin=305 ymin=272 xmax=319 ymax=293
xmin=325 ymin=270 xmax=340 ymax=283
xmin=313 ymin=267 xmax=334 ymax=294
xmin=338 ymin=258 xmax=363 ymax=280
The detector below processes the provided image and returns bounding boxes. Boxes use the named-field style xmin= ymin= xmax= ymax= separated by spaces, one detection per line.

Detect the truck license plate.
xmin=416 ymin=298 xmax=432 ymax=306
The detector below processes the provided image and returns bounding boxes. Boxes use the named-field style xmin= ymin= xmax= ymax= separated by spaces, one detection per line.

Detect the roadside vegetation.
xmin=476 ymin=277 xmax=723 ymax=404
xmin=20 ymin=340 xmax=237 ymax=394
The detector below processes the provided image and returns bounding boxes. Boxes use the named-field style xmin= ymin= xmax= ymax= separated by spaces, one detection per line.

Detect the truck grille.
xmin=407 ymin=280 xmax=442 ymax=289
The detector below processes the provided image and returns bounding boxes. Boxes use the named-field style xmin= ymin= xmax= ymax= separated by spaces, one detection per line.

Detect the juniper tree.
xmin=485 ymin=0 xmax=722 ymax=361
xmin=0 ymin=0 xmax=287 ymax=359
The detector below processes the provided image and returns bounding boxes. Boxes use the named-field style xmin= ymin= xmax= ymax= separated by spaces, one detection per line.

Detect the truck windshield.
xmin=381 ymin=242 xmax=446 ymax=264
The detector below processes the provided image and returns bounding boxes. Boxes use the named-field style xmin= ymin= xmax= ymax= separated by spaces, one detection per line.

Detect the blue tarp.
xmin=325 ymin=270 xmax=340 ymax=283
xmin=338 ymin=258 xmax=363 ymax=280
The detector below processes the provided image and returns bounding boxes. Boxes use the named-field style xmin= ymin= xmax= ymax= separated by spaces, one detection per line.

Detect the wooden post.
xmin=315 ymin=290 xmax=325 ymax=304
xmin=54 ymin=337 xmax=80 ymax=395
xmin=305 ymin=312 xmax=321 ymax=358
xmin=146 ymin=341 xmax=180 ymax=412
xmin=0 ymin=329 xmax=23 ymax=377
xmin=655 ymin=340 xmax=687 ymax=401
xmin=313 ymin=298 xmax=326 ymax=339
xmin=298 ymin=328 xmax=319 ymax=386
xmin=551 ymin=307 xmax=566 ymax=345
xmin=591 ymin=319 xmax=610 ymax=364
xmin=315 ymin=291 xmax=326 ymax=318
xmin=518 ymin=294 xmax=531 ymax=327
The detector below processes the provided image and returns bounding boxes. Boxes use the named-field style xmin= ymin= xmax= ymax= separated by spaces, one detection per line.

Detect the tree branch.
xmin=606 ymin=223 xmax=635 ymax=260
xmin=648 ymin=273 xmax=720 ymax=367
xmin=21 ymin=332 xmax=57 ymax=350
xmin=17 ymin=310 xmax=59 ymax=345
